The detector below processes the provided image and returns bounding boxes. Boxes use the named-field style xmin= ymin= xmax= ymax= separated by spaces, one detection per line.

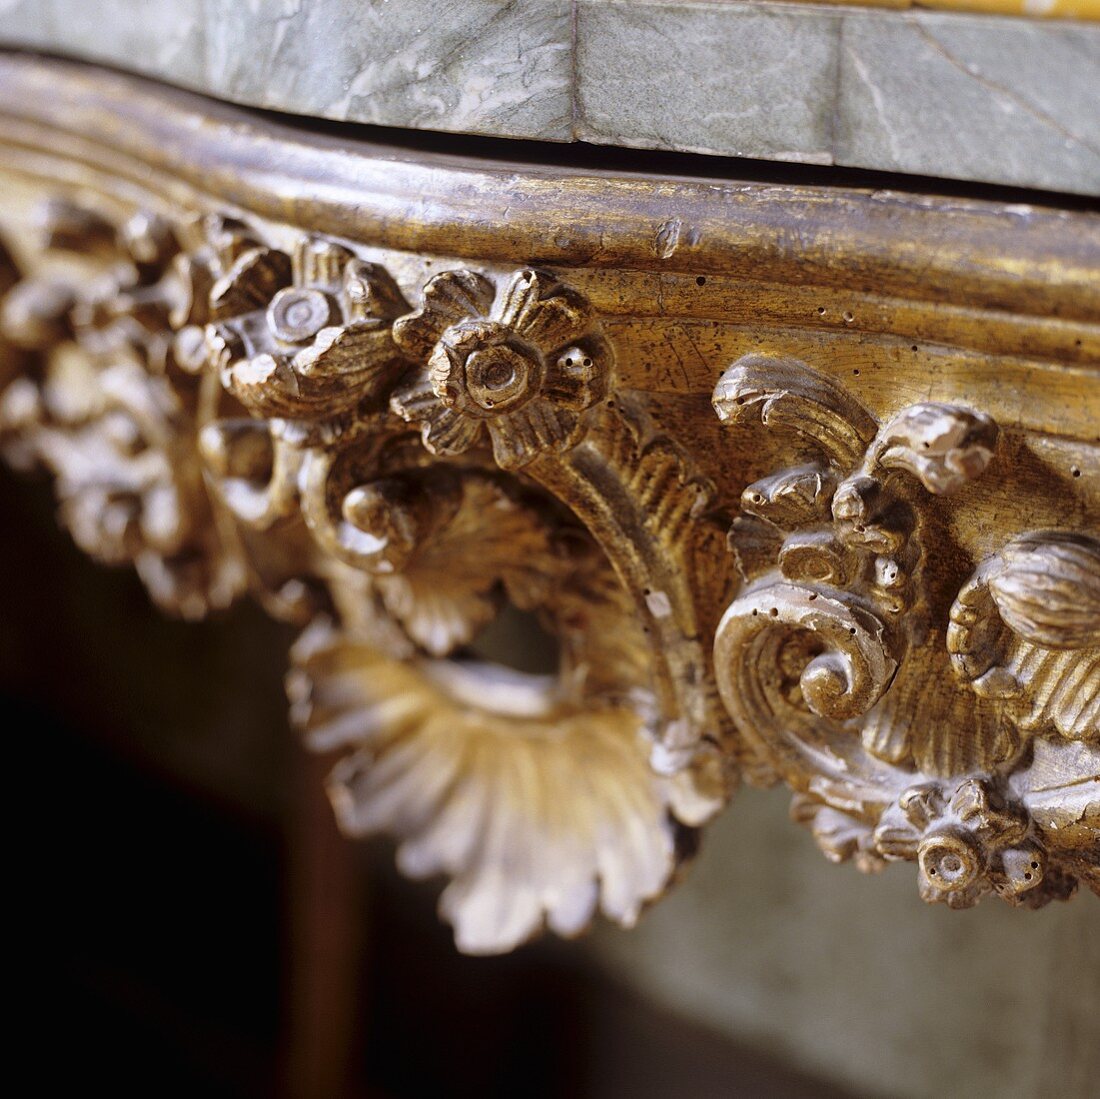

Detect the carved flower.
xmin=204 ymin=237 xmax=411 ymax=431
xmin=871 ymin=779 xmax=1064 ymax=909
xmin=390 ymin=269 xmax=610 ymax=469
xmin=288 ymin=554 xmax=691 ymax=954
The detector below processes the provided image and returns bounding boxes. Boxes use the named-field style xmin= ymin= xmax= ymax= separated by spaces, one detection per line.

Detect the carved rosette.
xmin=712 ymin=354 xmax=1098 ymax=909
xmin=1 ymin=186 xmax=1096 ymax=951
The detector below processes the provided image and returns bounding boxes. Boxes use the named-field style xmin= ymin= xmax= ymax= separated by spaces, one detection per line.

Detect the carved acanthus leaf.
xmin=288 ymin=583 xmax=683 ymax=956
xmin=949 ymin=531 xmax=1100 ymax=740
xmin=712 ymin=353 xmax=877 ymax=469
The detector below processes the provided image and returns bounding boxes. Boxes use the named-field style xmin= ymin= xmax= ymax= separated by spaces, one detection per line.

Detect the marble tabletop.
xmin=2 ymin=0 xmax=1097 ymax=195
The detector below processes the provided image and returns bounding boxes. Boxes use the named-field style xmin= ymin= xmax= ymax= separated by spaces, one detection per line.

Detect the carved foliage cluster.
xmin=1 ymin=196 xmax=1096 ymax=951
xmin=0 ymin=202 xmax=247 ymax=617
xmin=712 ymin=354 xmax=1098 ymax=910
xmin=0 ymin=200 xmax=727 ymax=953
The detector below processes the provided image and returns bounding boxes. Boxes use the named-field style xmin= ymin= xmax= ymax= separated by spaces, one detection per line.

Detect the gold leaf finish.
xmin=0 ymin=56 xmax=1096 ymax=950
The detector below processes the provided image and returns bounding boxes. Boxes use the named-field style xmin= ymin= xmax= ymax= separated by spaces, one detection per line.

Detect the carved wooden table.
xmin=0 ymin=46 xmax=1096 ymax=957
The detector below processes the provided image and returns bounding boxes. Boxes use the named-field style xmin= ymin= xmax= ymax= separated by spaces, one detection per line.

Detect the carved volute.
xmin=0 ymin=57 xmax=1095 ymax=952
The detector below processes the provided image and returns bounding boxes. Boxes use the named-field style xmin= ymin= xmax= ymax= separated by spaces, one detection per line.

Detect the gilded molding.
xmin=0 ymin=57 xmax=1096 ymax=952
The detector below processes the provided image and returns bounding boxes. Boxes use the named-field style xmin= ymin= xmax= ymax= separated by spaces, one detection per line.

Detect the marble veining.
xmin=1 ymin=0 xmax=1098 ymax=193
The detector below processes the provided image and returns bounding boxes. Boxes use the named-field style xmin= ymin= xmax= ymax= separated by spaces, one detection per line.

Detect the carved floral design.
xmin=0 ymin=201 xmax=245 ymax=617
xmin=712 ymin=353 xmax=1097 ymax=909
xmin=390 ymin=269 xmax=610 ymax=469
xmin=206 ymin=236 xmax=411 ymax=432
xmin=1 ymin=183 xmax=1096 ymax=953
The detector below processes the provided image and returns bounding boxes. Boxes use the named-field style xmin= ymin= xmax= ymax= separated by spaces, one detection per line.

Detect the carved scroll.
xmin=712 ymin=354 xmax=1097 ymax=909
xmin=0 ymin=81 xmax=1096 ymax=951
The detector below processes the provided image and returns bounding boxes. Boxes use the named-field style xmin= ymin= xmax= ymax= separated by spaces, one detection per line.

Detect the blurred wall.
xmin=593 ymin=785 xmax=1100 ymax=1099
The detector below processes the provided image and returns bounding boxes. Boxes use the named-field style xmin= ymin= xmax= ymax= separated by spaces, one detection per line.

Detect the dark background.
xmin=4 ymin=464 xmax=853 ymax=1099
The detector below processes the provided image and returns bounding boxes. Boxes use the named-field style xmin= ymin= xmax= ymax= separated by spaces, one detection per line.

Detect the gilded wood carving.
xmin=0 ymin=56 xmax=1096 ymax=952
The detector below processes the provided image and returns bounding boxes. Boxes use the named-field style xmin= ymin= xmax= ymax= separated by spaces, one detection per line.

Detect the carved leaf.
xmin=367 ymin=477 xmax=567 ymax=657
xmin=990 ymin=532 xmax=1100 ymax=650
xmin=862 ymin=642 xmax=1017 ymax=776
xmin=712 ymin=354 xmax=877 ymax=469
xmin=590 ymin=400 xmax=729 ymax=616
xmin=289 ymin=623 xmax=682 ymax=955
xmin=950 ymin=532 xmax=1100 ymax=740
xmin=869 ymin=402 xmax=998 ymax=495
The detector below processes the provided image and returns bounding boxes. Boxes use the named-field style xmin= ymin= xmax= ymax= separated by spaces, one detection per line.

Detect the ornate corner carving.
xmin=0 ymin=82 xmax=1096 ymax=950
xmin=711 ymin=354 xmax=1097 ymax=909
xmin=0 ymin=196 xmax=740 ymax=950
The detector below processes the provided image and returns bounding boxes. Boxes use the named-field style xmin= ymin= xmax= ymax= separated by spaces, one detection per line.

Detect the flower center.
xmin=432 ymin=322 xmax=544 ymax=417
xmin=918 ymin=832 xmax=980 ymax=892
xmin=464 ymin=343 xmax=537 ymax=411
xmin=267 ymin=287 xmax=333 ymax=342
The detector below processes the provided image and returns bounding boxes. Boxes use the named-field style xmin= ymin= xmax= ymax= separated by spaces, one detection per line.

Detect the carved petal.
xmin=422 ymin=406 xmax=483 ymax=456
xmin=209 ymin=246 xmax=292 ymax=318
xmin=390 ymin=372 xmax=484 ymax=456
xmin=791 ymin=795 xmax=884 ymax=872
xmin=496 ymin=269 xmax=594 ymax=352
xmin=488 ymin=399 xmax=579 ymax=469
xmin=289 ymin=625 xmax=680 ymax=954
xmin=542 ymin=339 xmax=610 ymax=412
xmin=392 ymin=269 xmax=496 ymax=359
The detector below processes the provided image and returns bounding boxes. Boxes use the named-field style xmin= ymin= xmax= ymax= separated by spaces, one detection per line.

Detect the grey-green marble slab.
xmin=0 ymin=0 xmax=575 ymax=141
xmin=575 ymin=0 xmax=1100 ymax=193
xmin=2 ymin=0 xmax=1098 ymax=194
